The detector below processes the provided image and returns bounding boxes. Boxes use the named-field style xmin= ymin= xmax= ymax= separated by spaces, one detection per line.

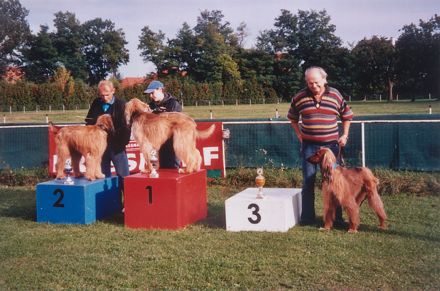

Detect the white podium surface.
xmin=225 ymin=188 xmax=302 ymax=232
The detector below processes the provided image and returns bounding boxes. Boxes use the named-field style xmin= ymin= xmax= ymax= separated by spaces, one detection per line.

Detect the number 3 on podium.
xmin=248 ymin=203 xmax=261 ymax=224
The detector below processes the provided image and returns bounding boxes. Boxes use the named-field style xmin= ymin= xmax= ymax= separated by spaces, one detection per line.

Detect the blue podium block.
xmin=36 ymin=177 xmax=121 ymax=224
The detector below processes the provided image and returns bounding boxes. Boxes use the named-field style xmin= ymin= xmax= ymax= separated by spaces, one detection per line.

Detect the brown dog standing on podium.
xmin=307 ymin=148 xmax=387 ymax=233
xmin=50 ymin=114 xmax=114 ymax=181
xmin=125 ymin=98 xmax=215 ymax=174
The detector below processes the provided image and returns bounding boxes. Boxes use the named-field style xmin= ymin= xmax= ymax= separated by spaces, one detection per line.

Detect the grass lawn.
xmin=1 ymin=99 xmax=439 ymax=123
xmin=0 ymin=185 xmax=439 ymax=289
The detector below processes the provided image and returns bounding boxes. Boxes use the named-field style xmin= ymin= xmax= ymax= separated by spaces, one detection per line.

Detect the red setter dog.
xmin=125 ymin=98 xmax=215 ymax=174
xmin=50 ymin=114 xmax=114 ymax=181
xmin=308 ymin=148 xmax=387 ymax=233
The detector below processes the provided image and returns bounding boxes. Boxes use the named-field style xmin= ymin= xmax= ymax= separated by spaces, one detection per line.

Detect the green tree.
xmin=192 ymin=10 xmax=240 ymax=83
xmin=395 ymin=14 xmax=440 ymax=98
xmin=81 ymin=18 xmax=129 ymax=84
xmin=52 ymin=11 xmax=88 ymax=80
xmin=351 ymin=36 xmax=395 ymax=100
xmin=138 ymin=25 xmax=167 ymax=74
xmin=168 ymin=22 xmax=197 ymax=75
xmin=21 ymin=25 xmax=59 ymax=83
xmin=0 ymin=0 xmax=30 ymax=72
xmin=256 ymin=9 xmax=302 ymax=99
xmin=296 ymin=10 xmax=342 ymax=74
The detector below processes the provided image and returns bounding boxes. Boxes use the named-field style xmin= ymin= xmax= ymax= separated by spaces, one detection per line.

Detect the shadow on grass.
xmin=0 ymin=203 xmax=36 ymax=221
xmin=101 ymin=211 xmax=125 ymax=226
xmin=197 ymin=202 xmax=226 ymax=229
xmin=358 ymin=223 xmax=440 ymax=243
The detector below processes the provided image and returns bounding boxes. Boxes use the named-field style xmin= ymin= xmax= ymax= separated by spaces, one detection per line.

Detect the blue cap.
xmin=144 ymin=80 xmax=164 ymax=94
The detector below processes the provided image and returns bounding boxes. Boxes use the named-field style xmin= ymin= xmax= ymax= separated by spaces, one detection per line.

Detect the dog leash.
xmin=337 ymin=146 xmax=346 ymax=167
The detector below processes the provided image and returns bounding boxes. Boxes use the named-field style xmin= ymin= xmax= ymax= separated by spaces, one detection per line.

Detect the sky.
xmin=20 ymin=0 xmax=439 ymax=78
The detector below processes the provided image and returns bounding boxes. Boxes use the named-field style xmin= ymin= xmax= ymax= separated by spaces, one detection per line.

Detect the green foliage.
xmin=0 ymin=166 xmax=48 ymax=186
xmin=2 ymin=6 xmax=439 ymax=102
xmin=21 ymin=25 xmax=59 ymax=83
xmin=80 ymin=18 xmax=129 ymax=84
xmin=217 ymin=167 xmax=440 ymax=197
xmin=395 ymin=15 xmax=440 ymax=99
xmin=352 ymin=36 xmax=395 ymax=99
xmin=0 ymin=0 xmax=30 ymax=71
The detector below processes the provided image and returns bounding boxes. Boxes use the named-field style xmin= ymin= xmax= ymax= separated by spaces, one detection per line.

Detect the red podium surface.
xmin=124 ymin=169 xmax=207 ymax=229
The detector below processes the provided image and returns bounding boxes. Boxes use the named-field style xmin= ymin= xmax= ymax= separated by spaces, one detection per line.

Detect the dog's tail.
xmin=196 ymin=124 xmax=216 ymax=139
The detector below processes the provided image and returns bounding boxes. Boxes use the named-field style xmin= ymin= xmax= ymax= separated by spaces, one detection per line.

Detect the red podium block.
xmin=124 ymin=169 xmax=207 ymax=229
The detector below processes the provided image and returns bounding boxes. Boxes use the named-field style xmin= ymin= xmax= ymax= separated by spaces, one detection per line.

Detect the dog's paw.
xmin=56 ymin=175 xmax=66 ymax=179
xmin=85 ymin=175 xmax=96 ymax=181
xmin=319 ymin=227 xmax=331 ymax=231
xmin=348 ymin=229 xmax=358 ymax=233
xmin=95 ymin=173 xmax=105 ymax=179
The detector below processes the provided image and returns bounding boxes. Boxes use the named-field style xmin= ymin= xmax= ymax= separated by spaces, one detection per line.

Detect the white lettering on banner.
xmin=203 ymin=147 xmax=219 ymax=166
xmin=127 ymin=153 xmax=138 ymax=172
xmin=139 ymin=152 xmax=146 ymax=172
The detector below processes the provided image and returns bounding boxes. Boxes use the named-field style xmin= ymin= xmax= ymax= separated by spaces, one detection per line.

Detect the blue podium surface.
xmin=36 ymin=177 xmax=121 ymax=224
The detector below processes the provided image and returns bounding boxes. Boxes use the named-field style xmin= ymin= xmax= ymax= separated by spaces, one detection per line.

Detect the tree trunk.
xmin=388 ymin=79 xmax=394 ymax=101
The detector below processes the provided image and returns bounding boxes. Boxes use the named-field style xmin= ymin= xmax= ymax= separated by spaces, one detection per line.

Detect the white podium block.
xmin=225 ymin=188 xmax=302 ymax=232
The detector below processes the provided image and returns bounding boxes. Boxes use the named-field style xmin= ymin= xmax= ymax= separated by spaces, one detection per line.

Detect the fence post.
xmin=275 ymin=108 xmax=280 ymax=119
xmin=9 ymin=106 xmax=12 ymax=114
xmin=3 ymin=114 xmax=5 ymax=124
xmin=23 ymin=106 xmax=25 ymax=113
xmin=62 ymin=105 xmax=65 ymax=112
xmin=249 ymin=99 xmax=252 ymax=106
xmin=361 ymin=122 xmax=366 ymax=167
xmin=210 ymin=109 xmax=213 ymax=119
xmin=396 ymin=94 xmax=399 ymax=101
xmin=429 ymin=93 xmax=431 ymax=100
xmin=379 ymin=94 xmax=382 ymax=102
xmin=236 ymin=99 xmax=238 ymax=106
xmin=45 ymin=114 xmax=49 ymax=123
xmin=429 ymin=105 xmax=432 ymax=114
xmin=49 ymin=105 xmax=51 ymax=112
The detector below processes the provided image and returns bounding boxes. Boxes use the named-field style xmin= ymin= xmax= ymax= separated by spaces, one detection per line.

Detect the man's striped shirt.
xmin=287 ymin=86 xmax=353 ymax=143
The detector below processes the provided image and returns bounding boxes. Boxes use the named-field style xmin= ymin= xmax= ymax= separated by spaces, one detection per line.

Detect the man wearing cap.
xmin=144 ymin=80 xmax=182 ymax=168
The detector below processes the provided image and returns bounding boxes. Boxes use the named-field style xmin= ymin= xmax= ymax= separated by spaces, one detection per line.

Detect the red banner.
xmin=48 ymin=121 xmax=225 ymax=177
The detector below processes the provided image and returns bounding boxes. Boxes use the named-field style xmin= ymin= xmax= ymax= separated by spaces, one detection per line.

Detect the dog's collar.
xmin=332 ymin=162 xmax=338 ymax=170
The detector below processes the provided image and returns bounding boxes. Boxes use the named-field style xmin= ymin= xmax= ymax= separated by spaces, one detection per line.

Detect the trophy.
xmin=149 ymin=149 xmax=159 ymax=178
xmin=64 ymin=160 xmax=74 ymax=185
xmin=255 ymin=168 xmax=265 ymax=199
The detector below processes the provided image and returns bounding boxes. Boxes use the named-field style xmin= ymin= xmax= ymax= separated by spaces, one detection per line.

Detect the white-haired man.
xmin=287 ymin=67 xmax=353 ymax=226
